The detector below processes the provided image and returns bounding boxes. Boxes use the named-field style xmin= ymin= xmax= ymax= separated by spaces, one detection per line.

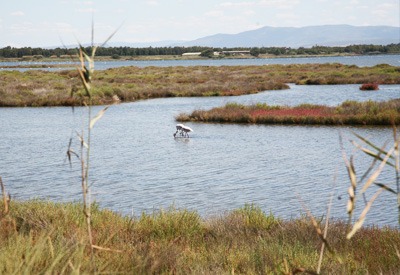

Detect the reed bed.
xmin=0 ymin=200 xmax=399 ymax=274
xmin=1 ymin=63 xmax=399 ymax=107
xmin=176 ymin=100 xmax=400 ymax=125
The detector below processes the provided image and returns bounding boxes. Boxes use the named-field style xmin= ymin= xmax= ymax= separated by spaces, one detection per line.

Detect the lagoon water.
xmin=1 ymin=83 xmax=400 ymax=226
xmin=1 ymin=54 xmax=400 ymax=71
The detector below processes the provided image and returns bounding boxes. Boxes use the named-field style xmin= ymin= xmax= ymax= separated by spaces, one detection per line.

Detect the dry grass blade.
xmin=66 ymin=137 xmax=80 ymax=167
xmin=345 ymin=156 xmax=357 ymax=191
xmin=67 ymin=148 xmax=80 ymax=164
xmin=77 ymin=46 xmax=92 ymax=78
xmin=1 ymin=177 xmax=10 ymax=216
xmin=345 ymin=157 xmax=357 ymax=215
xmin=374 ymin=182 xmax=397 ymax=194
xmin=78 ymin=47 xmax=85 ymax=71
xmin=317 ymin=190 xmax=335 ymax=274
xmin=340 ymin=132 xmax=358 ymax=221
xmin=297 ymin=195 xmax=334 ymax=254
xmin=77 ymin=67 xmax=91 ymax=97
xmin=395 ymin=246 xmax=400 ymax=260
xmin=352 ymin=131 xmax=395 ymax=161
xmin=90 ymin=47 xmax=97 ymax=60
xmin=68 ymin=260 xmax=81 ymax=274
xmin=340 ymin=133 xmax=357 ymax=190
xmin=351 ymin=140 xmax=395 ymax=168
xmin=347 ymin=187 xmax=355 ymax=215
xmin=292 ymin=268 xmax=319 ymax=275
xmin=349 ymin=157 xmax=357 ymax=189
xmin=283 ymin=258 xmax=290 ymax=275
xmin=78 ymin=43 xmax=93 ymax=65
xmin=76 ymin=131 xmax=88 ymax=148
xmin=84 ymin=49 xmax=95 ymax=74
xmin=347 ymin=188 xmax=383 ymax=239
xmin=394 ymin=127 xmax=399 ymax=177
xmin=308 ymin=212 xmax=334 ymax=254
xmin=47 ymin=236 xmax=55 ymax=259
xmin=91 ymin=17 xmax=94 ymax=48
xmin=89 ymin=106 xmax=110 ymax=129
xmin=359 ymin=145 xmax=385 ymax=191
xmin=92 ymin=244 xmax=123 ymax=253
xmin=76 ymin=46 xmax=93 ymax=98
xmin=86 ymin=21 xmax=122 ymax=61
xmin=98 ymin=22 xmax=123 ymax=48
xmin=361 ymin=145 xmax=395 ymax=194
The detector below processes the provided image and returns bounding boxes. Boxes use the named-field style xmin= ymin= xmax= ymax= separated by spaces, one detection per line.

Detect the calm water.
xmin=1 ymin=54 xmax=400 ymax=71
xmin=1 ymin=84 xmax=400 ymax=226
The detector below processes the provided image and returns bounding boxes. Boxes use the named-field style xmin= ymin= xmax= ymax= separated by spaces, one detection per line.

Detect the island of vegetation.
xmin=0 ymin=63 xmax=399 ymax=107
xmin=176 ymin=100 xmax=400 ymax=126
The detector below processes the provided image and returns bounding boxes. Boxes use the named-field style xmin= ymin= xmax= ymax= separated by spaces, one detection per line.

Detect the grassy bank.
xmin=1 ymin=200 xmax=399 ymax=273
xmin=176 ymin=99 xmax=400 ymax=126
xmin=1 ymin=63 xmax=399 ymax=107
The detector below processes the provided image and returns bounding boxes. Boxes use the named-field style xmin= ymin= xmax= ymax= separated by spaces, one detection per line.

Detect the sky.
xmin=1 ymin=0 xmax=399 ymax=48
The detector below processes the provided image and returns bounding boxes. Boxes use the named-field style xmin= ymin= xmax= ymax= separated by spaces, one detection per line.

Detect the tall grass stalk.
xmin=393 ymin=126 xmax=400 ymax=225
xmin=344 ymin=128 xmax=400 ymax=239
xmin=340 ymin=133 xmax=360 ymax=236
xmin=298 ymin=193 xmax=339 ymax=274
xmin=0 ymin=177 xmax=10 ymax=218
xmin=317 ymin=190 xmax=335 ymax=274
xmin=67 ymin=27 xmax=117 ymax=270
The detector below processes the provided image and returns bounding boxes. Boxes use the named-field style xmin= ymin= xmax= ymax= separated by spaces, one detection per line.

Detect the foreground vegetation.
xmin=1 ymin=63 xmax=399 ymax=107
xmin=176 ymin=99 xmax=400 ymax=125
xmin=0 ymin=200 xmax=399 ymax=274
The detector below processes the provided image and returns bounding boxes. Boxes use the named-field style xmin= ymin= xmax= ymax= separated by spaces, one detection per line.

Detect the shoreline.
xmin=0 ymin=52 xmax=396 ymax=64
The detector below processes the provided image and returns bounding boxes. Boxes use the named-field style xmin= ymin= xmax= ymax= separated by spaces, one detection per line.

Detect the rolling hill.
xmin=178 ymin=25 xmax=400 ymax=48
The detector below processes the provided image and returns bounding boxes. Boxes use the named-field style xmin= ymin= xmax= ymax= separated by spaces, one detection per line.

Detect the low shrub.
xmin=360 ymin=83 xmax=379 ymax=90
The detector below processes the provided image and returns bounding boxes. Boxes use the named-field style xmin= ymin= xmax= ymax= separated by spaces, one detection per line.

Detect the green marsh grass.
xmin=1 ymin=201 xmax=400 ymax=273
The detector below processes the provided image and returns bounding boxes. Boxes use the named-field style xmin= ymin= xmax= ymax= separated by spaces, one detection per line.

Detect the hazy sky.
xmin=1 ymin=0 xmax=399 ymax=47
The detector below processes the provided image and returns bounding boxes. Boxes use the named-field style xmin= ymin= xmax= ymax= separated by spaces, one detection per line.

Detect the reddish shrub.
xmin=360 ymin=83 xmax=379 ymax=91
xmin=250 ymin=108 xmax=328 ymax=117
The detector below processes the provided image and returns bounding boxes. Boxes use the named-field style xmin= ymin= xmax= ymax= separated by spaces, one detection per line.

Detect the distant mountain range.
xmin=178 ymin=25 xmax=399 ymax=48
xmin=108 ymin=25 xmax=399 ymax=48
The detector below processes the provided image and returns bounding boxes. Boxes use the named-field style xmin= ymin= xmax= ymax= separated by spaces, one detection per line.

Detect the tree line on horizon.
xmin=0 ymin=43 xmax=399 ymax=59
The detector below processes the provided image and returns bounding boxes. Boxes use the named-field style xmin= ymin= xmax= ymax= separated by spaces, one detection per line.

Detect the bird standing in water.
xmin=173 ymin=124 xmax=193 ymax=138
